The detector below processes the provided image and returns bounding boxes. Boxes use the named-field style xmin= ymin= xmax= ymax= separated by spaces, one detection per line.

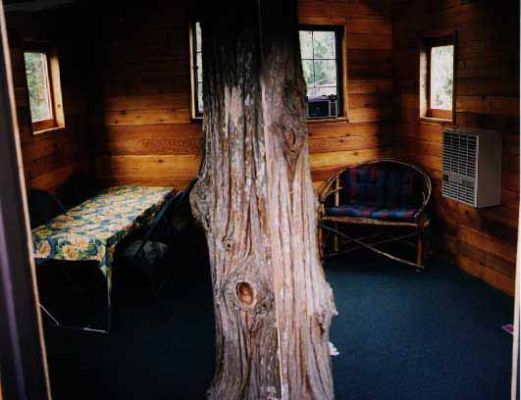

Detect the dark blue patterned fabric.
xmin=340 ymin=167 xmax=388 ymax=207
xmin=371 ymin=207 xmax=419 ymax=221
xmin=386 ymin=171 xmax=418 ymax=207
xmin=339 ymin=165 xmax=421 ymax=209
xmin=325 ymin=205 xmax=419 ymax=221
xmin=326 ymin=205 xmax=377 ymax=218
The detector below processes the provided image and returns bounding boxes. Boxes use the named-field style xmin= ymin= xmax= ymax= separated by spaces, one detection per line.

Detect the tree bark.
xmin=190 ymin=1 xmax=337 ymax=398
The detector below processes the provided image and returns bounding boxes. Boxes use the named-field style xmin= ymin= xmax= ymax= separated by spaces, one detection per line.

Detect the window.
xmin=191 ymin=21 xmax=203 ymax=118
xmin=23 ymin=45 xmax=64 ymax=133
xmin=430 ymin=45 xmax=454 ymax=111
xmin=299 ymin=27 xmax=343 ymax=119
xmin=420 ymin=35 xmax=455 ymax=121
xmin=189 ymin=23 xmax=344 ymax=120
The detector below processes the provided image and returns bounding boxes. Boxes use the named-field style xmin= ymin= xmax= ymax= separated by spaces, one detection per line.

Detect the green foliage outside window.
xmin=194 ymin=22 xmax=203 ymax=115
xmin=430 ymin=45 xmax=454 ymax=110
xmin=24 ymin=52 xmax=52 ymax=122
xmin=299 ymin=30 xmax=338 ymax=98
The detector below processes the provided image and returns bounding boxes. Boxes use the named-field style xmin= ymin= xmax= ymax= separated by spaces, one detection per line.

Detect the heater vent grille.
xmin=442 ymin=131 xmax=478 ymax=206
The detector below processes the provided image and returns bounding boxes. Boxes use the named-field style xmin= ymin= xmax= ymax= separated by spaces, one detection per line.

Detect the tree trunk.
xmin=190 ymin=1 xmax=337 ymax=398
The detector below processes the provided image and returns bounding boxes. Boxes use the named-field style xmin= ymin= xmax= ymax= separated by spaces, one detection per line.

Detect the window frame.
xmin=190 ymin=20 xmax=203 ymax=119
xmin=189 ymin=22 xmax=346 ymax=121
xmin=23 ymin=42 xmax=64 ymax=134
xmin=420 ymin=33 xmax=456 ymax=122
xmin=299 ymin=24 xmax=345 ymax=119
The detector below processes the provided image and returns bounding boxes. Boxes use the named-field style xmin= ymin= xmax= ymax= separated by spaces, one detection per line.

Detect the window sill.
xmin=32 ymin=126 xmax=65 ymax=135
xmin=419 ymin=116 xmax=453 ymax=124
xmin=192 ymin=116 xmax=349 ymax=124
xmin=307 ymin=116 xmax=348 ymax=124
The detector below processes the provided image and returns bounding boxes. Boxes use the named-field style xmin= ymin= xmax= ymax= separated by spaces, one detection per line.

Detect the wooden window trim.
xmin=420 ymin=32 xmax=456 ymax=123
xmin=299 ymin=24 xmax=345 ymax=120
xmin=23 ymin=42 xmax=65 ymax=135
xmin=190 ymin=21 xmax=203 ymax=120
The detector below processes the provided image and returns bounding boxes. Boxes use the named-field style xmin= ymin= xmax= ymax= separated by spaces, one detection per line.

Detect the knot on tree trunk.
xmin=284 ymin=128 xmax=299 ymax=157
xmin=223 ymin=236 xmax=234 ymax=252
xmin=236 ymin=282 xmax=254 ymax=305
xmin=269 ymin=119 xmax=305 ymax=183
xmin=222 ymin=272 xmax=274 ymax=316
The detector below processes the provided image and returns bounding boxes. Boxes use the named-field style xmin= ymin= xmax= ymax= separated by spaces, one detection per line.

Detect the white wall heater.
xmin=442 ymin=128 xmax=502 ymax=208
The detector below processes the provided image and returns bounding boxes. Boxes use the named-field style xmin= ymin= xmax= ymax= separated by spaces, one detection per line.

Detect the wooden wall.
xmin=392 ymin=0 xmax=519 ymax=295
xmin=90 ymin=0 xmax=394 ymax=190
xmin=6 ymin=0 xmax=518 ymax=295
xmin=6 ymin=9 xmax=92 ymax=194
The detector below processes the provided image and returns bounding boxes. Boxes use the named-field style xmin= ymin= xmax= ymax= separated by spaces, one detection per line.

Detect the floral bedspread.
xmin=32 ymin=186 xmax=174 ymax=281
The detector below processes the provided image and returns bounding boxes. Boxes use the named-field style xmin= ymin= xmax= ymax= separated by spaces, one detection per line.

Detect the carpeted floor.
xmin=43 ymin=251 xmax=514 ymax=400
xmin=326 ymin=255 xmax=513 ymax=400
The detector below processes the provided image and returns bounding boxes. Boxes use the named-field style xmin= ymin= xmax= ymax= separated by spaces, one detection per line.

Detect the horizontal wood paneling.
xmin=91 ymin=0 xmax=395 ymax=191
xmin=96 ymin=155 xmax=201 ymax=189
xmin=392 ymin=0 xmax=519 ymax=295
xmin=7 ymin=10 xmax=91 ymax=193
xmin=8 ymin=0 xmax=517 ymax=298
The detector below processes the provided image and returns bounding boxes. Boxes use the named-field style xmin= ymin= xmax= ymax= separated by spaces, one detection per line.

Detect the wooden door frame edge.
xmin=512 ymin=21 xmax=521 ymax=399
xmin=0 ymin=1 xmax=51 ymax=399
xmin=0 ymin=1 xmax=517 ymax=399
xmin=513 ymin=228 xmax=520 ymax=399
xmin=512 ymin=150 xmax=521 ymax=400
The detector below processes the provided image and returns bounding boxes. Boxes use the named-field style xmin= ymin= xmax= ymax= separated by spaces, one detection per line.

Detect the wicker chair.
xmin=318 ymin=159 xmax=432 ymax=270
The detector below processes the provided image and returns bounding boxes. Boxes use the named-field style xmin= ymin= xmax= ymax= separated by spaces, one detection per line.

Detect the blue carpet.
xmin=44 ymin=254 xmax=513 ymax=399
xmin=328 ymin=255 xmax=513 ymax=400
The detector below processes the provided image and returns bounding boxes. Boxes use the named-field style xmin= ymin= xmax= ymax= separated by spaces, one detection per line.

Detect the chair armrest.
xmin=319 ymin=186 xmax=343 ymax=204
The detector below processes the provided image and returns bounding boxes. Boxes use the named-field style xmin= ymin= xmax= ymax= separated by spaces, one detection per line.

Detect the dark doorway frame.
xmin=0 ymin=1 xmax=51 ymax=399
xmin=0 ymin=1 xmax=518 ymax=400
